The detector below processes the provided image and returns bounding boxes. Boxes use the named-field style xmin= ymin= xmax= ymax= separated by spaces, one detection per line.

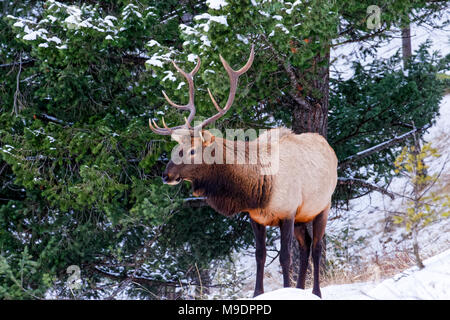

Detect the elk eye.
xmin=190 ymin=149 xmax=195 ymax=155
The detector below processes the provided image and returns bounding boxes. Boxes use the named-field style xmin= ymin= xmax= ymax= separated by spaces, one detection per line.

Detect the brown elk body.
xmin=149 ymin=46 xmax=338 ymax=298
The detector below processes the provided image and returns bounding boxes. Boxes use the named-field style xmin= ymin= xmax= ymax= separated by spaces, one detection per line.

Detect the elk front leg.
xmin=250 ymin=219 xmax=266 ymax=297
xmin=279 ymin=218 xmax=294 ymax=288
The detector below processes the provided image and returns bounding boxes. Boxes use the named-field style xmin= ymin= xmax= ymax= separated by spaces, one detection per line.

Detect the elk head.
xmin=149 ymin=46 xmax=255 ymax=187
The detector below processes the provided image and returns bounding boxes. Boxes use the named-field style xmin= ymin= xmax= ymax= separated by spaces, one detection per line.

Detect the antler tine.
xmin=196 ymin=45 xmax=254 ymax=130
xmin=149 ymin=118 xmax=190 ymax=135
xmin=149 ymin=118 xmax=172 ymax=135
xmin=149 ymin=45 xmax=254 ymax=135
xmin=207 ymin=88 xmax=223 ymax=113
xmin=219 ymin=44 xmax=255 ymax=76
xmin=149 ymin=56 xmax=201 ymax=135
xmin=189 ymin=56 xmax=201 ymax=76
xmin=164 ymin=56 xmax=200 ymax=123
xmin=161 ymin=117 xmax=170 ymax=130
xmin=184 ymin=116 xmax=192 ymax=129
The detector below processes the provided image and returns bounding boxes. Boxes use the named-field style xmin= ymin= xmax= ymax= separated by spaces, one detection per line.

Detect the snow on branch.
xmin=183 ymin=197 xmax=208 ymax=208
xmin=36 ymin=113 xmax=74 ymax=126
xmin=337 ymin=177 xmax=395 ymax=199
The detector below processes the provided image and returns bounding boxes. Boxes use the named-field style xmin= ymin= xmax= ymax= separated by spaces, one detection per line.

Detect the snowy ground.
xmin=253 ymin=248 xmax=450 ymax=300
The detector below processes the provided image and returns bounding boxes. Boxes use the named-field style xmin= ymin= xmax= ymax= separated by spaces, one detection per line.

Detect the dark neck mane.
xmin=193 ymin=162 xmax=273 ymax=217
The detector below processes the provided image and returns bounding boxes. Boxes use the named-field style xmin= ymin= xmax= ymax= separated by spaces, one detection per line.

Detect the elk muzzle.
xmin=162 ymin=162 xmax=182 ymax=185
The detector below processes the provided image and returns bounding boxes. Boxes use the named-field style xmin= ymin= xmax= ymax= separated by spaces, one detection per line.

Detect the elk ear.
xmin=200 ymin=130 xmax=215 ymax=145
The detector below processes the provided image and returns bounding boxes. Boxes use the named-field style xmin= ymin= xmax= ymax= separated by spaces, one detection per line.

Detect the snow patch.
xmin=253 ymin=288 xmax=320 ymax=300
xmin=13 ymin=21 xmax=25 ymax=28
xmin=251 ymin=249 xmax=450 ymax=300
xmin=236 ymin=34 xmax=249 ymax=44
xmin=176 ymin=82 xmax=186 ymax=90
xmin=146 ymin=53 xmax=167 ymax=68
xmin=147 ymin=40 xmax=160 ymax=47
xmin=275 ymin=23 xmax=289 ymax=34
xmin=162 ymin=71 xmax=177 ymax=82
xmin=187 ymin=53 xmax=198 ymax=63
xmin=47 ymin=36 xmax=62 ymax=44
xmin=206 ymin=0 xmax=228 ymax=10
xmin=285 ymin=0 xmax=303 ymax=15
xmin=194 ymin=13 xmax=228 ymax=28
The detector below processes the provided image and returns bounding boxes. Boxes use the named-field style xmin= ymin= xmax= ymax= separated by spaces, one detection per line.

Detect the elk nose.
xmin=162 ymin=173 xmax=169 ymax=184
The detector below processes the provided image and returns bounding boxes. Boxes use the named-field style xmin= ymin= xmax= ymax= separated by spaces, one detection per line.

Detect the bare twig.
xmin=417 ymin=153 xmax=449 ymax=200
xmin=12 ymin=53 xmax=24 ymax=115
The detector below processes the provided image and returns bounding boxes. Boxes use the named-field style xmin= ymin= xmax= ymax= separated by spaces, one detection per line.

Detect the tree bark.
xmin=291 ymin=51 xmax=330 ymax=137
xmin=401 ymin=24 xmax=412 ymax=65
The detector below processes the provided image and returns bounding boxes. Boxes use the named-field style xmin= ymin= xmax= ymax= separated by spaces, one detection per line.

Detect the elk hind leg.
xmin=311 ymin=205 xmax=330 ymax=298
xmin=279 ymin=218 xmax=294 ymax=288
xmin=294 ymin=221 xmax=311 ymax=289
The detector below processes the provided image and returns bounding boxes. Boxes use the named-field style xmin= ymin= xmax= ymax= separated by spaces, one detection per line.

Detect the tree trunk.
xmin=401 ymin=24 xmax=412 ymax=65
xmin=412 ymin=229 xmax=425 ymax=269
xmin=411 ymin=131 xmax=425 ymax=270
xmin=290 ymin=48 xmax=331 ymax=284
xmin=292 ymin=51 xmax=330 ymax=137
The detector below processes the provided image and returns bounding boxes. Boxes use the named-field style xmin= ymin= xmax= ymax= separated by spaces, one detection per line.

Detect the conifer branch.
xmin=338 ymin=124 xmax=431 ymax=170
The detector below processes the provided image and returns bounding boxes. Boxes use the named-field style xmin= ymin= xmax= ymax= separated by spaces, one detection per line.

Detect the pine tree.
xmin=0 ymin=0 xmax=254 ymax=299
xmin=1 ymin=0 xmax=449 ymax=298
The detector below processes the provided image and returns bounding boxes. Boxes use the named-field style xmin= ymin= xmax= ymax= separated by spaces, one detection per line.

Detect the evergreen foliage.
xmin=0 ymin=0 xmax=448 ymax=298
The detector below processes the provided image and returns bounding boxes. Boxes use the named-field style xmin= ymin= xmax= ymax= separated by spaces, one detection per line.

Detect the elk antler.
xmin=149 ymin=57 xmax=201 ymax=135
xmin=195 ymin=45 xmax=254 ymax=130
xmin=149 ymin=45 xmax=254 ymax=135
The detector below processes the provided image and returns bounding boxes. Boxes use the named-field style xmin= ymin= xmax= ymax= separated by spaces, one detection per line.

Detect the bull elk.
xmin=148 ymin=45 xmax=338 ymax=298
